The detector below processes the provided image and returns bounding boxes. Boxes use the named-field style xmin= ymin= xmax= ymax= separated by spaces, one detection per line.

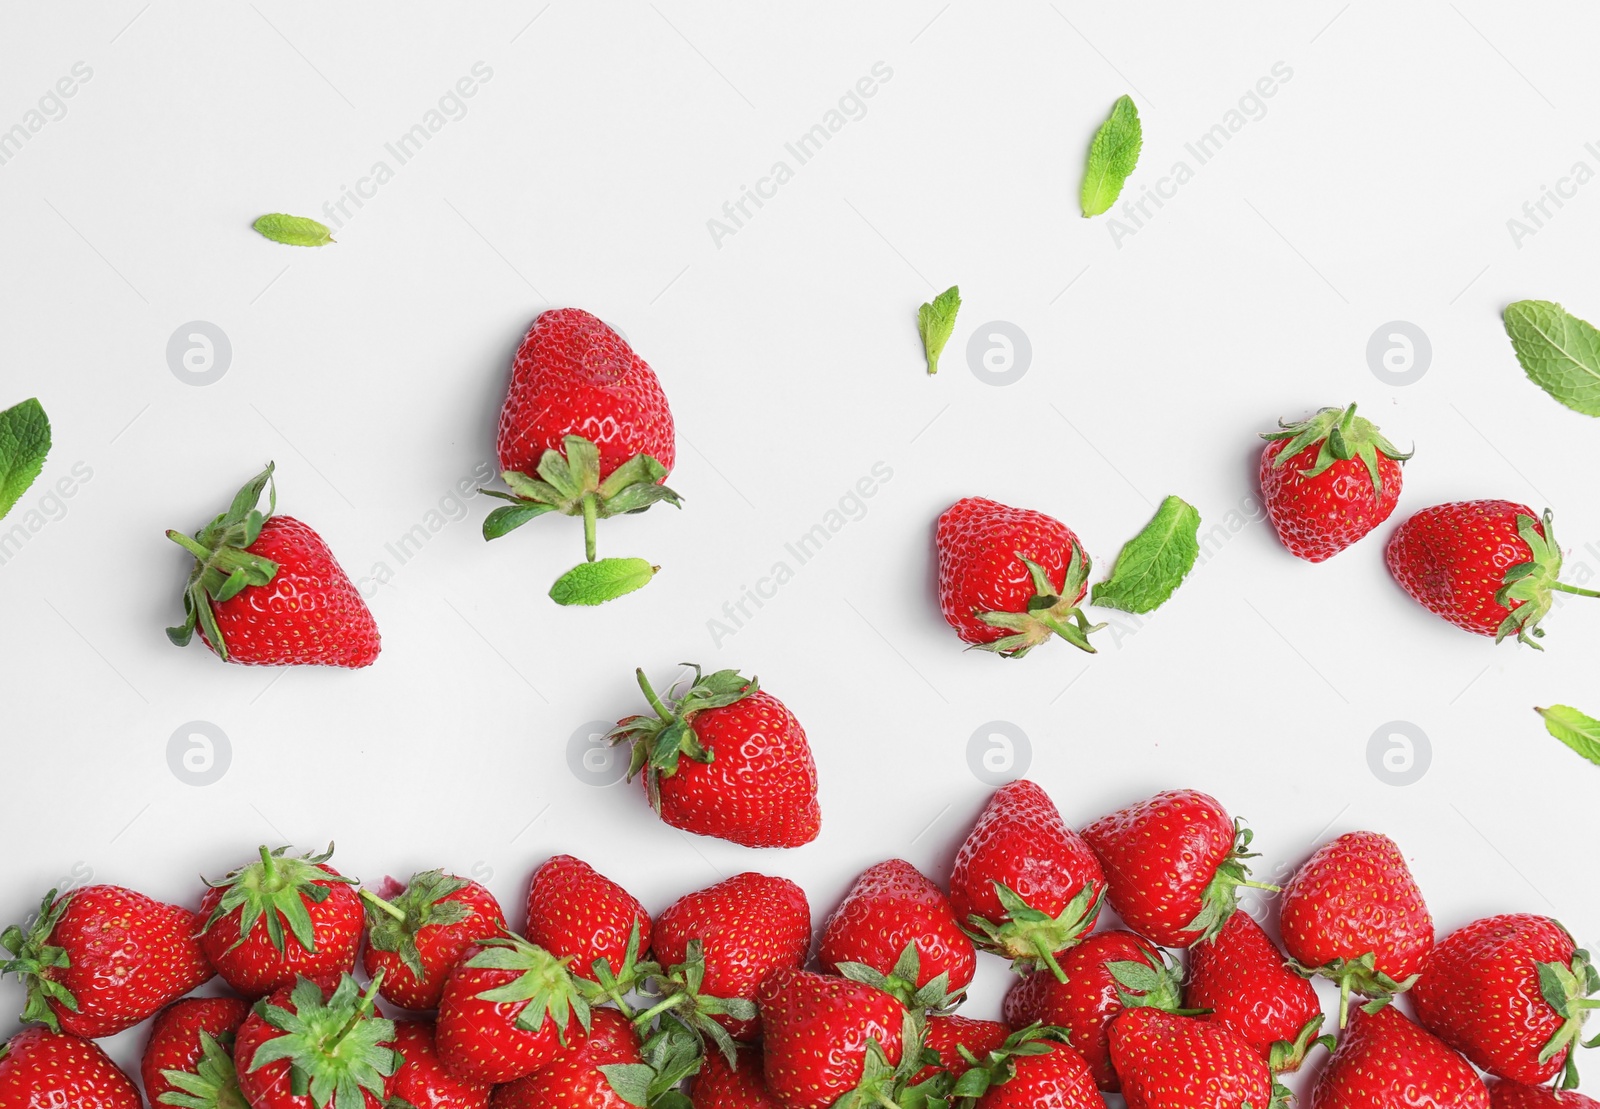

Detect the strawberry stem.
xmin=258 ymin=845 xmax=279 ymax=886
xmin=359 ymin=889 xmax=405 ymax=923
xmin=581 ymin=493 xmax=598 ymax=562
xmin=634 ymin=668 xmax=674 ymax=722
xmin=332 ymin=972 xmax=385 ymax=1047
xmin=166 ymin=529 xmax=213 ymax=560
xmin=1552 ymin=582 xmax=1600 ymax=598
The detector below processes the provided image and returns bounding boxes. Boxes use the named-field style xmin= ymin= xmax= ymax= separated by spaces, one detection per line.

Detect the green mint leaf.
xmin=0 ymin=398 xmax=51 ymax=523
xmin=1537 ymin=705 xmax=1600 ymax=767
xmin=1503 ymin=300 xmax=1600 ymax=417
xmin=917 ymin=285 xmax=961 ymax=375
xmin=1091 ymin=494 xmax=1200 ymax=614
xmin=549 ymin=557 xmax=657 ymax=607
xmin=252 ymin=213 xmax=336 ymax=247
xmin=1081 ymin=94 xmax=1142 ymax=218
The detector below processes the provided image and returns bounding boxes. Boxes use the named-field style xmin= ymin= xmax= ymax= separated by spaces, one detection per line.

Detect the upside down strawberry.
xmin=1413 ymin=914 xmax=1598 ymax=1088
xmin=1 ymin=883 xmax=213 ymax=1038
xmin=1081 ymin=788 xmax=1275 ymax=947
xmin=818 ymin=858 xmax=976 ymax=1001
xmin=1109 ymin=1009 xmax=1275 ymax=1109
xmin=948 ymin=780 xmax=1106 ymax=980
xmin=1259 ymin=403 xmax=1409 ymax=562
xmin=525 ymin=855 xmax=651 ymax=986
xmin=140 ymin=995 xmax=250 ymax=1109
xmin=233 ymin=973 xmax=400 ymax=1109
xmin=936 ymin=497 xmax=1104 ymax=657
xmin=389 ymin=1019 xmax=491 ymax=1109
xmin=918 ymin=1014 xmax=1012 ymax=1082
xmin=1387 ymin=500 xmax=1599 ymax=647
xmin=199 ymin=845 xmax=364 ymax=999
xmin=361 ymin=870 xmax=506 ymax=1012
xmin=954 ymin=1026 xmax=1102 ymax=1108
xmin=0 ymin=1027 xmax=141 ymax=1108
xmin=755 ymin=967 xmax=908 ymax=1109
xmin=1310 ymin=1005 xmax=1489 ymax=1109
xmin=611 ymin=666 xmax=820 ymax=849
xmin=1185 ymin=911 xmax=1330 ymax=1072
xmin=166 ymin=463 xmax=380 ymax=667
xmin=1278 ymin=830 xmax=1434 ymax=1025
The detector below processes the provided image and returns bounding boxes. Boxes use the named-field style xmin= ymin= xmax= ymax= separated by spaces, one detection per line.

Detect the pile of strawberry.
xmin=2 ymin=784 xmax=1594 ymax=1108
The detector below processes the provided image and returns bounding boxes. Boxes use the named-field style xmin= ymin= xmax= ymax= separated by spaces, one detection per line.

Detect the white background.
xmin=3 ymin=2 xmax=1599 ymax=1100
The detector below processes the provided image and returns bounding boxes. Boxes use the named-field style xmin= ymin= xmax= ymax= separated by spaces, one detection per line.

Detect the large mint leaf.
xmin=1504 ymin=300 xmax=1600 ymax=417
xmin=1091 ymin=495 xmax=1200 ymax=614
xmin=0 ymin=398 xmax=51 ymax=522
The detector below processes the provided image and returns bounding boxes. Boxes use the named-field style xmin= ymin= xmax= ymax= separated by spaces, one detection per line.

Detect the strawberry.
xmin=1002 ymin=929 xmax=1178 ymax=1091
xmin=361 ymin=870 xmax=506 ymax=1011
xmin=954 ymin=1026 xmax=1102 ymax=1108
xmin=1259 ymin=403 xmax=1409 ymax=562
xmin=818 ymin=859 xmax=977 ymax=1001
xmin=486 ymin=1009 xmax=642 ymax=1108
xmin=918 ymin=1014 xmax=1011 ymax=1082
xmin=1491 ymin=1081 xmax=1600 ymax=1108
xmin=388 ymin=1019 xmax=491 ymax=1108
xmin=755 ymin=967 xmax=908 ymax=1109
xmin=525 ymin=855 xmax=651 ymax=985
xmin=198 ymin=845 xmax=364 ymax=999
xmin=1310 ymin=1005 xmax=1489 ymax=1109
xmin=166 ymin=464 xmax=379 ymax=667
xmin=690 ymin=1044 xmax=783 ymax=1108
xmin=1108 ymin=1009 xmax=1274 ymax=1109
xmin=1413 ymin=914 xmax=1598 ymax=1087
xmin=1185 ymin=911 xmax=1330 ymax=1071
xmin=1278 ymin=830 xmax=1434 ymax=1025
xmin=1386 ymin=500 xmax=1598 ymax=647
xmin=935 ymin=497 xmax=1104 ymax=656
xmin=140 ymin=995 xmax=250 ymax=1108
xmin=434 ymin=934 xmax=593 ymax=1084
xmin=647 ymin=872 xmax=811 ymax=1043
xmin=1081 ymin=789 xmax=1273 ymax=947
xmin=611 ymin=666 xmax=820 ymax=849
xmin=948 ymin=780 xmax=1106 ymax=979
xmin=485 ymin=308 xmax=679 ymax=563
xmin=1 ymin=883 xmax=214 ymax=1037
xmin=0 ymin=1027 xmax=140 ymax=1108
xmin=234 ymin=973 xmax=400 ymax=1109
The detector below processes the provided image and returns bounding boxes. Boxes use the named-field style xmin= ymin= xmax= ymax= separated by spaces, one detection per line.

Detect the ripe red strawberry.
xmin=1278 ymin=830 xmax=1434 ymax=1025
xmin=525 ymin=856 xmax=651 ymax=984
xmin=649 ymin=872 xmax=811 ymax=1043
xmin=486 ymin=308 xmax=679 ymax=561
xmin=486 ymin=1008 xmax=640 ymax=1108
xmin=1491 ymin=1081 xmax=1600 ymax=1108
xmin=389 ymin=1019 xmax=491 ymax=1108
xmin=958 ymin=1027 xmax=1103 ymax=1108
xmin=0 ymin=1027 xmax=141 ymax=1108
xmin=1259 ymin=403 xmax=1408 ymax=562
xmin=917 ymin=1014 xmax=1011 ymax=1082
xmin=1109 ymin=1009 xmax=1274 ymax=1109
xmin=1081 ymin=789 xmax=1273 ymax=947
xmin=166 ymin=464 xmax=379 ymax=667
xmin=1387 ymin=501 xmax=1598 ymax=646
xmin=361 ymin=870 xmax=506 ymax=1011
xmin=611 ymin=666 xmax=820 ymax=849
xmin=1 ymin=884 xmax=214 ymax=1037
xmin=198 ymin=845 xmax=364 ymax=998
xmin=1413 ymin=914 xmax=1597 ymax=1087
xmin=1003 ymin=929 xmax=1176 ymax=1091
xmin=756 ymin=967 xmax=907 ymax=1109
xmin=935 ymin=497 xmax=1104 ymax=656
xmin=1310 ymin=1005 xmax=1489 ymax=1109
xmin=690 ymin=1044 xmax=783 ymax=1108
xmin=434 ymin=934 xmax=593 ymax=1084
xmin=1185 ymin=911 xmax=1329 ymax=1071
xmin=948 ymin=780 xmax=1106 ymax=979
xmin=140 ymin=995 xmax=250 ymax=1108
xmin=818 ymin=859 xmax=977 ymax=1000
xmin=234 ymin=973 xmax=400 ymax=1109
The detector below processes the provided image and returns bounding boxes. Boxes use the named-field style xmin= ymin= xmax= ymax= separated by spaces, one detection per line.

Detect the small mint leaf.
xmin=1091 ymin=495 xmax=1201 ymax=614
xmin=1081 ymin=94 xmax=1142 ymax=217
xmin=0 ymin=398 xmax=51 ymax=523
xmin=253 ymin=213 xmax=335 ymax=247
xmin=1504 ymin=300 xmax=1600 ymax=417
xmin=549 ymin=557 xmax=657 ymax=607
xmin=1537 ymin=705 xmax=1600 ymax=767
xmin=917 ymin=285 xmax=961 ymax=375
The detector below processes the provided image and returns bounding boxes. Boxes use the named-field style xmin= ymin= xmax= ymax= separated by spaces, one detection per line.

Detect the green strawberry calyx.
xmin=0 ymin=888 xmax=77 ymax=1033
xmin=246 ymin=973 xmax=399 ymax=1109
xmin=1261 ymin=403 xmax=1412 ymax=496
xmin=835 ymin=942 xmax=964 ymax=1014
xmin=481 ymin=434 xmax=682 ymax=561
xmin=1288 ymin=950 xmax=1417 ymax=1029
xmin=1107 ymin=948 xmax=1198 ymax=1015
xmin=963 ymin=883 xmax=1103 ymax=982
xmin=465 ymin=934 xmax=594 ymax=1044
xmin=1496 ymin=510 xmax=1600 ymax=649
xmin=159 ymin=1029 xmax=249 ymax=1109
xmin=974 ymin=544 xmax=1105 ymax=658
xmin=830 ymin=1009 xmax=944 ymax=1109
xmin=165 ymin=463 xmax=281 ymax=662
xmin=608 ymin=665 xmax=754 ymax=814
xmin=1181 ymin=822 xmax=1281 ymax=945
xmin=202 ymin=845 xmax=356 ymax=958
xmin=945 ymin=1022 xmax=1071 ymax=1103
xmin=628 ymin=937 xmax=756 ymax=1069
xmin=598 ymin=1017 xmax=704 ymax=1109
xmin=1267 ymin=1013 xmax=1334 ymax=1077
xmin=1536 ymin=939 xmax=1600 ymax=1090
xmin=360 ymin=871 xmax=474 ymax=985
